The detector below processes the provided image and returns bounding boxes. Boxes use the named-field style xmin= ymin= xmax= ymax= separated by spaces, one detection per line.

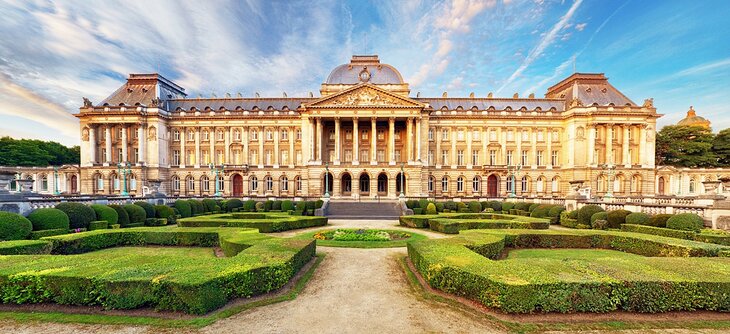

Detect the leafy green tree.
xmin=0 ymin=137 xmax=79 ymax=166
xmin=712 ymin=128 xmax=730 ymax=166
xmin=655 ymin=125 xmax=716 ymax=167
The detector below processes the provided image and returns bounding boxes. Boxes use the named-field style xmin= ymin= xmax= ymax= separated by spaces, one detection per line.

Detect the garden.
xmin=295 ymin=228 xmax=428 ymax=248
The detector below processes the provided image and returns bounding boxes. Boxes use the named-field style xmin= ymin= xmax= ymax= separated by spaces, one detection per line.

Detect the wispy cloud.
xmin=497 ymin=0 xmax=583 ymax=94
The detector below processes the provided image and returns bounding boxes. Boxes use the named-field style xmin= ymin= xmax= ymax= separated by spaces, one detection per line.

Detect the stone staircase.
xmin=325 ymin=201 xmax=402 ymax=220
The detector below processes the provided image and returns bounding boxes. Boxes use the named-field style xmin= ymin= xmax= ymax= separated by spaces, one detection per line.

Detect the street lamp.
xmin=324 ymin=162 xmax=330 ymax=198
xmin=53 ymin=166 xmax=60 ymax=195
xmin=507 ymin=164 xmax=522 ymax=198
xmin=399 ymin=162 xmax=405 ymax=198
xmin=599 ymin=163 xmax=616 ymax=199
xmin=116 ymin=162 xmax=131 ymax=196
xmin=209 ymin=163 xmax=224 ymax=197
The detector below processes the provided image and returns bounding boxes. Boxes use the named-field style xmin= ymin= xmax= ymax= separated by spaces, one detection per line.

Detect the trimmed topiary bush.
xmin=134 ymin=201 xmax=155 ymax=219
xmin=514 ymin=202 xmax=531 ymax=211
xmin=468 ymin=201 xmax=482 ymax=213
xmin=406 ymin=200 xmax=418 ymax=209
xmin=295 ymin=201 xmax=306 ymax=213
xmin=174 ymin=200 xmax=193 ymax=218
xmin=577 ymin=204 xmax=605 ymax=226
xmin=225 ymin=199 xmax=243 ymax=212
xmin=255 ymin=202 xmax=265 ymax=212
xmin=625 ymin=212 xmax=650 ymax=226
xmin=0 ymin=211 xmax=32 ymax=241
xmin=202 ymin=199 xmax=218 ymax=212
xmin=108 ymin=205 xmax=129 ymax=227
xmin=123 ymin=204 xmax=146 ymax=225
xmin=27 ymin=208 xmax=70 ymax=231
xmin=418 ymin=199 xmax=430 ymax=210
xmin=590 ymin=211 xmax=607 ymax=226
xmin=530 ymin=205 xmax=552 ymax=218
xmin=528 ymin=203 xmax=540 ymax=212
xmin=648 ymin=214 xmax=673 ymax=228
xmin=315 ymin=200 xmax=324 ymax=209
xmin=282 ymin=200 xmax=294 ymax=212
xmin=666 ymin=213 xmax=704 ymax=232
xmin=90 ymin=204 xmax=118 ymax=226
xmin=154 ymin=205 xmax=176 ymax=224
xmin=272 ymin=200 xmax=282 ymax=211
xmin=263 ymin=200 xmax=273 ymax=212
xmin=548 ymin=206 xmax=566 ymax=220
xmin=606 ymin=209 xmax=631 ymax=229
xmin=501 ymin=202 xmax=515 ymax=211
xmin=426 ymin=203 xmax=437 ymax=215
xmin=435 ymin=202 xmax=445 ymax=212
xmin=242 ymin=199 xmax=256 ymax=212
xmin=55 ymin=202 xmax=95 ymax=230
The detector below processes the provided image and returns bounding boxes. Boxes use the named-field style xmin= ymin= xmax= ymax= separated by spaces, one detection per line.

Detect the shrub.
xmin=606 ymin=209 xmax=631 ymax=229
xmin=295 ymin=201 xmax=306 ymax=212
xmin=666 ymin=213 xmax=704 ymax=232
xmin=528 ymin=203 xmax=540 ymax=212
xmin=239 ymin=199 xmax=253 ymax=212
xmin=29 ymin=228 xmax=67 ymax=239
xmin=108 ymin=205 xmax=130 ymax=227
xmin=0 ymin=212 xmax=32 ymax=240
xmin=263 ymin=200 xmax=273 ymax=212
xmin=27 ymin=208 xmax=70 ymax=231
xmin=548 ymin=206 xmax=565 ymax=220
xmin=592 ymin=219 xmax=608 ymax=230
xmin=530 ymin=205 xmax=552 ymax=218
xmin=418 ymin=199 xmax=430 ymax=210
xmin=88 ymin=220 xmax=109 ymax=231
xmin=272 ymin=200 xmax=282 ymax=211
xmin=502 ymin=202 xmax=515 ymax=211
xmin=590 ymin=211 xmax=607 ymax=226
xmin=426 ymin=203 xmax=437 ymax=215
xmin=123 ymin=204 xmax=147 ymax=225
xmin=282 ymin=200 xmax=294 ymax=211
xmin=202 ymin=199 xmax=218 ymax=212
xmin=174 ymin=201 xmax=193 ymax=218
xmin=315 ymin=200 xmax=324 ymax=209
xmin=305 ymin=201 xmax=316 ymax=211
xmin=406 ymin=200 xmax=418 ymax=209
xmin=625 ymin=212 xmax=650 ymax=226
xmin=486 ymin=201 xmax=502 ymax=212
xmin=188 ymin=200 xmax=205 ymax=215
xmin=621 ymin=224 xmax=696 ymax=240
xmin=445 ymin=201 xmax=457 ymax=211
xmin=648 ymin=214 xmax=673 ymax=228
xmin=514 ymin=202 xmax=530 ymax=211
xmin=577 ymin=204 xmax=604 ymax=226
xmin=413 ymin=208 xmax=423 ymax=215
xmin=134 ymin=201 xmax=155 ymax=219
xmin=468 ymin=201 xmax=482 ymax=213
xmin=89 ymin=204 xmax=118 ymax=226
xmin=255 ymin=202 xmax=265 ymax=212
xmin=55 ymin=203 xmax=95 ymax=230
xmin=435 ymin=202 xmax=445 ymax=212
xmin=154 ymin=205 xmax=176 ymax=224
xmin=568 ymin=210 xmax=578 ymax=219
xmin=226 ymin=199 xmax=243 ymax=212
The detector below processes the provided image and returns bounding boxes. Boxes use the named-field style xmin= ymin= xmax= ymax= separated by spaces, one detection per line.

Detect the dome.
xmin=677 ymin=106 xmax=711 ymax=129
xmin=325 ymin=55 xmax=404 ymax=85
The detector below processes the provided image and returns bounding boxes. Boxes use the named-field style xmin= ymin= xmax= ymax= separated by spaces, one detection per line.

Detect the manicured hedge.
xmin=202 ymin=199 xmax=218 ymax=212
xmin=134 ymin=201 xmax=155 ymax=219
xmin=577 ymin=204 xmax=604 ymax=226
xmin=90 ymin=204 xmax=118 ymax=226
xmin=0 ymin=239 xmax=52 ymax=255
xmin=667 ymin=213 xmax=704 ymax=232
xmin=649 ymin=214 xmax=673 ymax=228
xmin=108 ymin=205 xmax=130 ymax=227
xmin=428 ymin=218 xmax=549 ymax=234
xmin=590 ymin=211 xmax=607 ymax=225
xmin=55 ymin=202 xmax=96 ymax=229
xmin=177 ymin=213 xmax=328 ymax=233
xmin=606 ymin=209 xmax=631 ymax=228
xmin=0 ymin=211 xmax=32 ymax=241
xmin=621 ymin=224 xmax=696 ymax=240
xmin=409 ymin=229 xmax=730 ymax=314
xmin=0 ymin=227 xmax=315 ymax=314
xmin=27 ymin=208 xmax=70 ymax=231
xmin=174 ymin=200 xmax=193 ymax=218
xmin=88 ymin=220 xmax=109 ymax=231
xmin=625 ymin=212 xmax=650 ymax=226
xmin=124 ymin=204 xmax=147 ymax=225
xmin=29 ymin=228 xmax=68 ymax=239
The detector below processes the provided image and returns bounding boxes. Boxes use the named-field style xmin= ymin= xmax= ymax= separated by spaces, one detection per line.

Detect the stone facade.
xmin=72 ymin=55 xmax=661 ymax=199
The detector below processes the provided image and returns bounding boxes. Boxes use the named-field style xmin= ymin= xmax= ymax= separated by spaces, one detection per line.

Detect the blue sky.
xmin=0 ymin=0 xmax=728 ymax=146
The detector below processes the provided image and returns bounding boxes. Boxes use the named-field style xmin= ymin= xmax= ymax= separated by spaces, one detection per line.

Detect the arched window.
xmin=551 ymin=177 xmax=559 ymax=193
xmin=250 ymin=176 xmax=259 ymax=192
xmin=472 ymin=176 xmax=480 ymax=193
xmin=129 ymin=174 xmax=136 ymax=191
xmin=265 ymin=176 xmax=273 ymax=191
xmin=112 ymin=174 xmax=120 ymax=191
xmin=95 ymin=174 xmax=104 ymax=191
xmin=521 ymin=176 xmax=528 ymax=193
xmin=171 ymin=176 xmax=180 ymax=191
xmin=428 ymin=176 xmax=435 ymax=192
xmin=295 ymin=176 xmax=302 ymax=192
xmin=457 ymin=176 xmax=464 ymax=192
xmin=281 ymin=176 xmax=289 ymax=191
xmin=40 ymin=175 xmax=48 ymax=191
xmin=536 ymin=177 xmax=545 ymax=193
xmin=689 ymin=177 xmax=696 ymax=193
xmin=631 ymin=175 xmax=641 ymax=193
xmin=441 ymin=176 xmax=449 ymax=192
xmin=201 ymin=175 xmax=210 ymax=192
xmin=217 ymin=175 xmax=225 ymax=191
xmin=507 ymin=175 xmax=515 ymax=193
xmin=187 ymin=176 xmax=195 ymax=191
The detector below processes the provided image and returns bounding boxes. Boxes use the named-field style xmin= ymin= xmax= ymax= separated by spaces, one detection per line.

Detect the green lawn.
xmin=505 ymin=248 xmax=645 ymax=261
xmin=88 ymin=246 xmax=217 ymax=259
xmin=294 ymin=229 xmax=428 ymax=248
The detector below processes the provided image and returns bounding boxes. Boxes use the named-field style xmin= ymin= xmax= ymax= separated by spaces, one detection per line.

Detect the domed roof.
xmin=325 ymin=55 xmax=404 ymax=85
xmin=677 ymin=106 xmax=711 ymax=129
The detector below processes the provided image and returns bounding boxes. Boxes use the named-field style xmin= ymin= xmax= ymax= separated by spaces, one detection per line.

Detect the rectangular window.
xmin=395 ymin=150 xmax=401 ymax=162
xmin=490 ymin=130 xmax=497 ymax=141
xmin=395 ymin=130 xmax=401 ymax=140
xmin=428 ymin=128 xmax=434 ymax=141
xmin=506 ymin=150 xmax=513 ymax=166
xmin=521 ymin=150 xmax=529 ymax=165
xmin=251 ymin=150 xmax=258 ymax=165
xmin=217 ymin=131 xmax=224 ymax=141
xmin=234 ymin=130 xmax=241 ymax=141
xmin=377 ymin=150 xmax=385 ymax=162
xmin=552 ymin=130 xmax=559 ymax=141
xmin=377 ymin=130 xmax=385 ymax=140
xmin=328 ymin=149 xmax=334 ymax=162
xmin=281 ymin=130 xmax=288 ymax=140
xmin=345 ymin=130 xmax=352 ymax=140
xmin=441 ymin=150 xmax=448 ymax=165
xmin=457 ymin=150 xmax=464 ymax=166
xmin=507 ymin=130 xmax=514 ymax=141
xmin=457 ymin=130 xmax=464 ymax=141
xmin=266 ymin=130 xmax=273 ymax=141
xmin=281 ymin=151 xmax=288 ymax=165
xmin=118 ymin=148 xmax=123 ymax=163
xmin=217 ymin=150 xmax=223 ymax=164
xmin=536 ymin=150 xmax=544 ymax=166
xmin=441 ymin=129 xmax=449 ymax=141
xmin=428 ymin=150 xmax=434 ymax=165
xmin=489 ymin=150 xmax=496 ymax=165
xmin=472 ymin=130 xmax=480 ymax=141
xmin=362 ymin=130 xmax=368 ymax=140
xmin=173 ymin=150 xmax=180 ymax=165
xmin=173 ymin=130 xmax=180 ymax=141
xmin=133 ymin=148 xmax=139 ymax=163
xmin=345 ymin=149 xmax=352 ymax=162
xmin=251 ymin=130 xmax=258 ymax=140
xmin=551 ymin=150 xmax=559 ymax=166
xmin=537 ymin=131 xmax=544 ymax=142
xmin=521 ymin=130 xmax=529 ymax=141
xmin=203 ymin=131 xmax=209 ymax=141
xmin=472 ymin=150 xmax=479 ymax=166
xmin=188 ymin=131 xmax=195 ymax=141
xmin=296 ymin=150 xmax=302 ymax=165
xmin=360 ymin=149 xmax=369 ymax=162
xmin=296 ymin=129 xmax=302 ymax=140
xmin=266 ymin=150 xmax=273 ymax=165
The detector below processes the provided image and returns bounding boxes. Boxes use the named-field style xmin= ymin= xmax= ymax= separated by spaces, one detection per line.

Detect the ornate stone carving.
xmin=150 ymin=97 xmax=161 ymax=107
xmin=81 ymin=128 xmax=89 ymax=141
xmin=328 ymin=88 xmax=402 ymax=106
xmin=148 ymin=126 xmax=157 ymax=141
xmin=642 ymin=98 xmax=654 ymax=108
xmin=569 ymin=97 xmax=583 ymax=108
xmin=82 ymin=97 xmax=93 ymax=108
xmin=576 ymin=126 xmax=585 ymax=139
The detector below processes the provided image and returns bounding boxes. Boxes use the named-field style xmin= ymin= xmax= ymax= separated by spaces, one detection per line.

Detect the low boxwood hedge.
xmin=27 ymin=208 xmax=70 ymax=231
xmin=667 ymin=213 xmax=704 ymax=232
xmin=134 ymin=201 xmax=155 ymax=219
xmin=90 ymin=204 xmax=118 ymax=226
xmin=174 ymin=200 xmax=193 ymax=218
xmin=29 ymin=228 xmax=68 ymax=239
xmin=0 ymin=239 xmax=53 ymax=255
xmin=621 ymin=224 xmax=696 ymax=240
xmin=0 ymin=227 xmax=315 ymax=314
xmin=177 ymin=213 xmax=328 ymax=232
xmin=408 ymin=229 xmax=730 ymax=314
xmin=0 ymin=211 xmax=32 ymax=241
xmin=428 ymin=218 xmax=549 ymax=234
xmin=108 ymin=205 xmax=130 ymax=227
xmin=88 ymin=220 xmax=109 ymax=231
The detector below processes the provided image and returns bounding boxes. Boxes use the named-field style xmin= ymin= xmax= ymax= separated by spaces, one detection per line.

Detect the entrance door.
xmin=658 ymin=176 xmax=665 ymax=195
xmin=232 ymin=174 xmax=243 ymax=197
xmin=395 ymin=172 xmax=406 ymax=195
xmin=359 ymin=174 xmax=370 ymax=195
xmin=487 ymin=174 xmax=498 ymax=197
xmin=377 ymin=173 xmax=388 ymax=196
xmin=341 ymin=174 xmax=352 ymax=196
xmin=70 ymin=175 xmax=78 ymax=193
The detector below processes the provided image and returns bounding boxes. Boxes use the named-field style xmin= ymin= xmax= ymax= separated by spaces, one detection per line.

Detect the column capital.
xmin=371 ymin=116 xmax=378 ymax=121
xmin=352 ymin=116 xmax=359 ymax=121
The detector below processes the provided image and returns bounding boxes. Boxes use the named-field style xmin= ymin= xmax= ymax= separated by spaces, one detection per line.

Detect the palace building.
xmin=73 ymin=55 xmax=661 ymax=199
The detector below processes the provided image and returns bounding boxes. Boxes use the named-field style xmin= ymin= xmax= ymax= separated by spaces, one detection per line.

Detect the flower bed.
xmin=0 ymin=227 xmax=315 ymax=314
xmin=296 ymin=228 xmax=427 ymax=248
xmin=399 ymin=213 xmax=549 ymax=233
xmin=408 ymin=229 xmax=730 ymax=313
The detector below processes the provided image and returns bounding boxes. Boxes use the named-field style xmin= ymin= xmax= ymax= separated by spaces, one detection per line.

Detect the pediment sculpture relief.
xmin=328 ymin=89 xmax=402 ymax=106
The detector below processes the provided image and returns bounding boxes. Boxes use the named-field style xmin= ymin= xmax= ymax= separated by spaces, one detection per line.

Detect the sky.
xmin=0 ymin=0 xmax=728 ymax=146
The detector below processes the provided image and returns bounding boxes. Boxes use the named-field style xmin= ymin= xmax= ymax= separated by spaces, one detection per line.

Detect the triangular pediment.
xmin=306 ymin=84 xmax=423 ymax=108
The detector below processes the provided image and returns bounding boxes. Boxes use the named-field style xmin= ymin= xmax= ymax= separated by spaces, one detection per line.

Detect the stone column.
xmin=622 ymin=125 xmax=630 ymax=167
xmin=137 ymin=125 xmax=145 ymax=164
xmin=588 ymin=124 xmax=596 ymax=166
xmin=481 ymin=127 xmax=487 ymax=166
xmin=243 ymin=126 xmax=249 ymax=164
xmin=352 ymin=118 xmax=359 ymax=165
xmin=316 ymin=118 xmax=323 ymax=163
xmin=334 ymin=117 xmax=341 ymax=165
xmin=309 ymin=118 xmax=315 ymax=162
xmin=225 ymin=127 xmax=231 ymax=163
xmin=388 ymin=117 xmax=395 ymax=165
xmin=546 ymin=127 xmax=552 ymax=168
xmin=406 ymin=117 xmax=413 ymax=163
xmin=516 ymin=128 xmax=522 ymax=166
xmin=194 ymin=127 xmax=201 ymax=167
xmin=639 ymin=124 xmax=647 ymax=167
xmin=274 ymin=126 xmax=280 ymax=168
xmin=300 ymin=118 xmax=309 ymax=163
xmin=531 ymin=129 xmax=537 ymax=168
xmin=450 ymin=127 xmax=456 ymax=168
xmin=89 ymin=125 xmax=96 ymax=164
xmin=121 ymin=125 xmax=128 ymax=163
xmin=289 ymin=126 xmax=295 ymax=167
xmin=209 ymin=127 xmax=215 ymax=165
xmin=499 ymin=127 xmax=505 ymax=165
xmin=605 ymin=124 xmax=613 ymax=164
xmin=179 ymin=127 xmax=186 ymax=167
xmin=415 ymin=117 xmax=422 ymax=163
xmin=371 ymin=117 xmax=377 ymax=165
xmin=258 ymin=127 xmax=264 ymax=168
xmin=466 ymin=127 xmax=473 ymax=168
xmin=105 ymin=126 xmax=112 ymax=163
xmin=435 ymin=126 xmax=442 ymax=166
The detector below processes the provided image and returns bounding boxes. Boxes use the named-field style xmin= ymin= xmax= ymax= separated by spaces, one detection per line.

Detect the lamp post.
xmin=53 ymin=166 xmax=60 ymax=195
xmin=399 ymin=162 xmax=405 ymax=198
xmin=116 ymin=162 xmax=131 ymax=196
xmin=599 ymin=163 xmax=616 ymax=199
xmin=507 ymin=164 xmax=522 ymax=198
xmin=209 ymin=163 xmax=224 ymax=197
xmin=324 ymin=162 xmax=330 ymax=198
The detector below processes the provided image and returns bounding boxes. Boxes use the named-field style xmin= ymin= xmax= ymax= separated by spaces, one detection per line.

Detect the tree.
xmin=0 ymin=137 xmax=80 ymax=166
xmin=655 ymin=125 xmax=716 ymax=167
xmin=713 ymin=129 xmax=730 ymax=166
